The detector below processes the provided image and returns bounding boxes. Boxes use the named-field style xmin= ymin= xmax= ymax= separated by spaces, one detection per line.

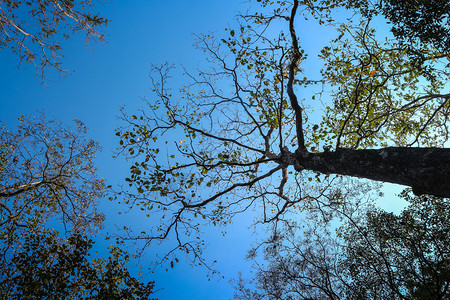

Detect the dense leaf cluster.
xmin=379 ymin=0 xmax=450 ymax=56
xmin=0 ymin=230 xmax=156 ymax=299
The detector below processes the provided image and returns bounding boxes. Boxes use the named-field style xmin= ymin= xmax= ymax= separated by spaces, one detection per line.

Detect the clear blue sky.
xmin=0 ymin=1 xmax=407 ymax=299
xmin=0 ymin=1 xmax=262 ymax=299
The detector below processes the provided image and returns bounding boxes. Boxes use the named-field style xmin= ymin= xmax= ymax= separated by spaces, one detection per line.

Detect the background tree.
xmin=233 ymin=190 xmax=450 ymax=299
xmin=356 ymin=0 xmax=450 ymax=64
xmin=0 ymin=229 xmax=156 ymax=299
xmin=0 ymin=115 xmax=158 ymax=298
xmin=115 ymin=0 xmax=450 ymax=263
xmin=0 ymin=114 xmax=105 ymax=248
xmin=0 ymin=0 xmax=108 ymax=78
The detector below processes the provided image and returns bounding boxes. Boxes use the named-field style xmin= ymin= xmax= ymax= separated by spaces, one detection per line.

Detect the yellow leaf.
xmin=369 ymin=70 xmax=376 ymax=77
xmin=170 ymin=155 xmax=175 ymax=158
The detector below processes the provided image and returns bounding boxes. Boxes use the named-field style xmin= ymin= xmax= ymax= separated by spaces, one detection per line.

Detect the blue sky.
xmin=0 ymin=1 xmax=408 ymax=299
xmin=0 ymin=1 xmax=261 ymax=299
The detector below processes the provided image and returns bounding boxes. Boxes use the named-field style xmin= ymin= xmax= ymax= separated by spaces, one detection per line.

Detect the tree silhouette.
xmin=0 ymin=229 xmax=156 ymax=299
xmin=234 ymin=190 xmax=450 ymax=299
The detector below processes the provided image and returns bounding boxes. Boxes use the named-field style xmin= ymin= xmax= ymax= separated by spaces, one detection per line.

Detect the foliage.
xmin=234 ymin=190 xmax=450 ymax=299
xmin=0 ymin=114 xmax=105 ymax=249
xmin=0 ymin=0 xmax=108 ymax=78
xmin=361 ymin=0 xmax=450 ymax=59
xmin=0 ymin=229 xmax=156 ymax=299
xmin=114 ymin=0 xmax=450 ymax=265
xmin=342 ymin=191 xmax=450 ymax=299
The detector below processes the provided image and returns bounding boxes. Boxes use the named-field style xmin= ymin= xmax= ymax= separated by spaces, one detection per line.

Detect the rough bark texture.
xmin=291 ymin=147 xmax=450 ymax=198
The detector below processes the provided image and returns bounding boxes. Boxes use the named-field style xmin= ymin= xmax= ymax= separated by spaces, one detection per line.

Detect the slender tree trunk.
xmin=292 ymin=147 xmax=450 ymax=198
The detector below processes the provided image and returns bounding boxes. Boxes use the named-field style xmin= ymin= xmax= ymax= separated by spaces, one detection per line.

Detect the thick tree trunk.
xmin=292 ymin=147 xmax=450 ymax=198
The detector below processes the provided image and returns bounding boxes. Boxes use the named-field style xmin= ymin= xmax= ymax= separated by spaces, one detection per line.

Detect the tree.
xmin=0 ymin=114 xmax=105 ymax=248
xmin=360 ymin=0 xmax=450 ymax=57
xmin=0 ymin=0 xmax=108 ymax=78
xmin=0 ymin=115 xmax=159 ymax=298
xmin=115 ymin=0 xmax=450 ymax=261
xmin=234 ymin=190 xmax=450 ymax=299
xmin=0 ymin=229 xmax=156 ymax=299
xmin=343 ymin=192 xmax=450 ymax=299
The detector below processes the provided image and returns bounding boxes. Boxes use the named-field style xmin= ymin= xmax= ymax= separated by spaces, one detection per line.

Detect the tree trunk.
xmin=293 ymin=147 xmax=450 ymax=198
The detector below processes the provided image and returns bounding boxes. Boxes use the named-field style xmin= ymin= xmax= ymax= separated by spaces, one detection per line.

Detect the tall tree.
xmin=0 ymin=114 xmax=105 ymax=248
xmin=0 ymin=0 xmax=108 ymax=78
xmin=233 ymin=190 xmax=450 ymax=299
xmin=115 ymin=0 xmax=450 ymax=261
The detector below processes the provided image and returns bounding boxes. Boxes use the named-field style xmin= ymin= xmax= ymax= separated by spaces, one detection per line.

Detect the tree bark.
xmin=292 ymin=147 xmax=450 ymax=198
